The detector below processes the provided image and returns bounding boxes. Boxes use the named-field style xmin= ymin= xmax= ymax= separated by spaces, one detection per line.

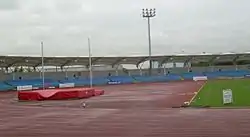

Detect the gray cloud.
xmin=0 ymin=0 xmax=250 ymax=56
xmin=0 ymin=0 xmax=19 ymax=10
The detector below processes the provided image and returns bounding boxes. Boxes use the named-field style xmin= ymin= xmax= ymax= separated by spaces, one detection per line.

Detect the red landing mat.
xmin=18 ymin=88 xmax=104 ymax=101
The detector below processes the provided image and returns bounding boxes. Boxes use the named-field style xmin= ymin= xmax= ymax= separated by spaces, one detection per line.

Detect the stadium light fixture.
xmin=142 ymin=8 xmax=156 ymax=76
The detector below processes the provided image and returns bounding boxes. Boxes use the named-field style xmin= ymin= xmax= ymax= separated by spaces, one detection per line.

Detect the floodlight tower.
xmin=142 ymin=8 xmax=156 ymax=76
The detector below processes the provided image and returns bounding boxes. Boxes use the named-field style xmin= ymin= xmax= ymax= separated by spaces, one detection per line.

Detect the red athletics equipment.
xmin=18 ymin=88 xmax=104 ymax=101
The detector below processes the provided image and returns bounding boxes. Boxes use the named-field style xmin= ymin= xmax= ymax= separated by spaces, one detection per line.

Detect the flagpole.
xmin=88 ymin=38 xmax=93 ymax=88
xmin=41 ymin=42 xmax=45 ymax=90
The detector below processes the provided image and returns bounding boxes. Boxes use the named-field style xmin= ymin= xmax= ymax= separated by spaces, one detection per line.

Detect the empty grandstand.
xmin=0 ymin=53 xmax=249 ymax=91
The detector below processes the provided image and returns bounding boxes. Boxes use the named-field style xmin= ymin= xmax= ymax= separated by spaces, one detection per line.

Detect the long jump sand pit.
xmin=1 ymin=81 xmax=250 ymax=137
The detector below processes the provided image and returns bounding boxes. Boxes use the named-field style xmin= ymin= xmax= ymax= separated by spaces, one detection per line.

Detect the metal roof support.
xmin=33 ymin=67 xmax=36 ymax=72
xmin=111 ymin=57 xmax=126 ymax=68
xmin=5 ymin=67 xmax=8 ymax=72
xmin=183 ymin=56 xmax=194 ymax=67
xmin=208 ymin=56 xmax=218 ymax=66
xmin=1 ymin=53 xmax=250 ymax=68
xmin=60 ymin=60 xmax=72 ymax=68
xmin=138 ymin=62 xmax=144 ymax=69
xmin=158 ymin=56 xmax=172 ymax=67
xmin=0 ymin=59 xmax=5 ymax=66
xmin=34 ymin=62 xmax=41 ymax=68
xmin=233 ymin=54 xmax=240 ymax=64
xmin=6 ymin=59 xmax=26 ymax=68
xmin=33 ymin=58 xmax=47 ymax=68
xmin=136 ymin=57 xmax=149 ymax=68
xmin=86 ymin=57 xmax=102 ymax=68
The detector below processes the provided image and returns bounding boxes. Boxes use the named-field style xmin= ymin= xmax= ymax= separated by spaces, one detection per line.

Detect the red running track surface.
xmin=1 ymin=81 xmax=250 ymax=137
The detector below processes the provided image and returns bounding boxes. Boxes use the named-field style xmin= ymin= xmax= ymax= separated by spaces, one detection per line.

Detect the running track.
xmin=1 ymin=81 xmax=250 ymax=137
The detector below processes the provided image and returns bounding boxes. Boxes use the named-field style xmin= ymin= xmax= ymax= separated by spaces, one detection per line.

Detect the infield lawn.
xmin=190 ymin=79 xmax=250 ymax=107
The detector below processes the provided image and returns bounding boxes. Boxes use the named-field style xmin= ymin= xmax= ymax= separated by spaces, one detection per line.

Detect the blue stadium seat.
xmin=204 ymin=70 xmax=249 ymax=78
xmin=60 ymin=77 xmax=109 ymax=86
xmin=133 ymin=75 xmax=170 ymax=83
xmin=91 ymin=77 xmax=109 ymax=85
xmin=165 ymin=74 xmax=182 ymax=81
xmin=0 ymin=82 xmax=13 ymax=91
xmin=107 ymin=76 xmax=135 ymax=84
xmin=1 ymin=70 xmax=249 ymax=90
xmin=181 ymin=72 xmax=204 ymax=80
xmin=60 ymin=78 xmax=89 ymax=87
xmin=6 ymin=78 xmax=60 ymax=89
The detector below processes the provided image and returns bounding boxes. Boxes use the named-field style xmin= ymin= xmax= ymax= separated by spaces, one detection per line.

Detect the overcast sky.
xmin=0 ymin=0 xmax=250 ymax=57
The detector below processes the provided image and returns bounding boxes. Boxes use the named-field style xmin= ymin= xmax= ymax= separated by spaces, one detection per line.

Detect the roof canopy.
xmin=0 ymin=53 xmax=249 ymax=68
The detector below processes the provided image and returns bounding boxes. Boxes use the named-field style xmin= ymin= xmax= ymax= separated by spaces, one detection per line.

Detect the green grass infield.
xmin=190 ymin=79 xmax=250 ymax=107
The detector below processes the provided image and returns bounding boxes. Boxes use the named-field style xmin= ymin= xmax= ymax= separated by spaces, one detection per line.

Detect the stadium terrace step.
xmin=59 ymin=77 xmax=109 ymax=86
xmin=133 ymin=75 xmax=182 ymax=83
xmin=0 ymin=82 xmax=14 ymax=91
xmin=5 ymin=79 xmax=60 ymax=89
xmin=166 ymin=74 xmax=182 ymax=81
xmin=181 ymin=72 xmax=205 ymax=80
xmin=107 ymin=76 xmax=135 ymax=84
xmin=204 ymin=70 xmax=249 ymax=78
xmin=1 ymin=70 xmax=250 ymax=91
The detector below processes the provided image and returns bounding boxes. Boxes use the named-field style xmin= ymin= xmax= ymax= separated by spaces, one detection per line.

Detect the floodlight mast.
xmin=142 ymin=8 xmax=156 ymax=76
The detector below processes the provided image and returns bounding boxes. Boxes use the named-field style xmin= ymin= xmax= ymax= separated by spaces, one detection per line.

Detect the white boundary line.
xmin=188 ymin=81 xmax=208 ymax=105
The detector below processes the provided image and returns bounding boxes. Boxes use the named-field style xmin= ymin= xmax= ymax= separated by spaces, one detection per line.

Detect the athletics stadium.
xmin=2 ymin=0 xmax=250 ymax=136
xmin=1 ymin=53 xmax=250 ymax=137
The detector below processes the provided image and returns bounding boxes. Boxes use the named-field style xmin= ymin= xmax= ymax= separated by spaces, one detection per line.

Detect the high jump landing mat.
xmin=18 ymin=88 xmax=104 ymax=101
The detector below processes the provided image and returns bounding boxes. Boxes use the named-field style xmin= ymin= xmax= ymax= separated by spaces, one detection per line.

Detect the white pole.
xmin=163 ymin=66 xmax=166 ymax=75
xmin=41 ymin=42 xmax=45 ymax=90
xmin=12 ymin=72 xmax=15 ymax=80
xmin=88 ymin=38 xmax=93 ymax=88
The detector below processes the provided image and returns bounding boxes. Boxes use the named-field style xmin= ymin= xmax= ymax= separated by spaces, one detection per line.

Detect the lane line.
xmin=188 ymin=81 xmax=207 ymax=105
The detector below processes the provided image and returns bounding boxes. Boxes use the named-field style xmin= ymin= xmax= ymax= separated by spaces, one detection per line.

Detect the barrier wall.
xmin=1 ymin=70 xmax=250 ymax=92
